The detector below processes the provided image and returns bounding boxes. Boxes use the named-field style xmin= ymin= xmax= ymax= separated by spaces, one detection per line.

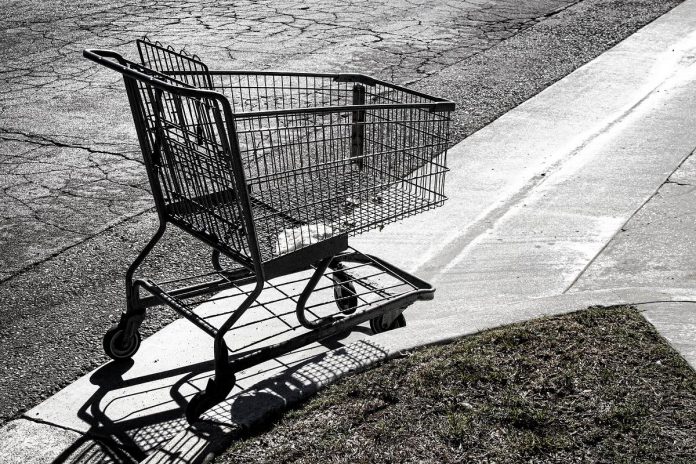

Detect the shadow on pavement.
xmin=49 ymin=334 xmax=385 ymax=463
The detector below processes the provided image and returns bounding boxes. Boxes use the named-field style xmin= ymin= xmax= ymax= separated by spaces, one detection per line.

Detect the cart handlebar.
xmin=84 ymin=48 xmax=269 ymax=282
xmin=83 ymin=49 xmax=455 ymax=113
xmin=83 ymin=49 xmax=230 ymax=103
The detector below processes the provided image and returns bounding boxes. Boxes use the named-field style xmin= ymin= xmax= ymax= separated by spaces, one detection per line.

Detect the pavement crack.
xmin=0 ymin=129 xmax=142 ymax=165
xmin=0 ymin=207 xmax=154 ymax=286
xmin=665 ymin=179 xmax=694 ymax=187
xmin=21 ymin=415 xmax=84 ymax=437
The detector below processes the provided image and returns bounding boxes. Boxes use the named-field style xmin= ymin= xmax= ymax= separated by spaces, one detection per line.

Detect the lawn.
xmin=216 ymin=306 xmax=696 ymax=463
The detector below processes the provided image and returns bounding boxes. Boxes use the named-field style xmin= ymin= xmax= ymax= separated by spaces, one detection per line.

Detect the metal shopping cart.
xmin=83 ymin=38 xmax=454 ymax=422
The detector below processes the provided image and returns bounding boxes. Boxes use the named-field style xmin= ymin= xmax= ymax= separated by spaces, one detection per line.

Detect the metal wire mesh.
xmin=155 ymin=247 xmax=419 ymax=354
xmin=122 ymin=62 xmax=255 ymax=263
xmin=213 ymin=72 xmax=450 ymax=261
xmin=124 ymin=46 xmax=451 ymax=268
xmin=137 ymin=38 xmax=214 ymax=89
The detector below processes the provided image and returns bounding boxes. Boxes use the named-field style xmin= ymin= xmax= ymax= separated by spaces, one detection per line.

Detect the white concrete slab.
xmin=434 ymin=71 xmax=696 ymax=299
xmin=641 ymin=302 xmax=696 ymax=370
xmin=569 ymin=152 xmax=696 ymax=291
xmin=0 ymin=419 xmax=82 ymax=464
xmin=353 ymin=1 xmax=696 ymax=281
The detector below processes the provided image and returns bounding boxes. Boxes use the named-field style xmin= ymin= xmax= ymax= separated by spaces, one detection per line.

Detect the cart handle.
xmin=83 ymin=48 xmax=269 ymax=283
xmin=83 ymin=49 xmax=129 ymax=66
xmin=83 ymin=49 xmax=225 ymax=101
xmin=167 ymin=69 xmax=456 ymax=113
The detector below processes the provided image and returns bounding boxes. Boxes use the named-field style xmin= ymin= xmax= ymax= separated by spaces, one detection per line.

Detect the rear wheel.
xmin=332 ymin=270 xmax=357 ymax=315
xmin=370 ymin=313 xmax=406 ymax=334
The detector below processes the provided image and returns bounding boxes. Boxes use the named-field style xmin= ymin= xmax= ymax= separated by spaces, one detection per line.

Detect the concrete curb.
xmin=143 ymin=286 xmax=696 ymax=463
xmin=2 ymin=288 xmax=691 ymax=464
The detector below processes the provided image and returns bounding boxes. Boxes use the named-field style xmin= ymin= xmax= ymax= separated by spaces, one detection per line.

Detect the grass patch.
xmin=215 ymin=306 xmax=696 ymax=463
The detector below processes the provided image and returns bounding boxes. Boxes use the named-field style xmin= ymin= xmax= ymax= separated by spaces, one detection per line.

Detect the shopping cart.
xmin=83 ymin=38 xmax=454 ymax=422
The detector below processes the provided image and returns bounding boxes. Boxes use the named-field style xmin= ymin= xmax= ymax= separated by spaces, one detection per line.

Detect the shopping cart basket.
xmin=83 ymin=38 xmax=454 ymax=422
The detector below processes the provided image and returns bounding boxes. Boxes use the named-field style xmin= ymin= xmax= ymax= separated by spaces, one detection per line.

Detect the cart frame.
xmin=84 ymin=42 xmax=453 ymax=422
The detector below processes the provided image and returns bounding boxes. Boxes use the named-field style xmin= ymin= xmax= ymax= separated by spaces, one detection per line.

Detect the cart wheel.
xmin=103 ymin=326 xmax=141 ymax=361
xmin=186 ymin=376 xmax=236 ymax=423
xmin=370 ymin=313 xmax=406 ymax=334
xmin=333 ymin=278 xmax=357 ymax=315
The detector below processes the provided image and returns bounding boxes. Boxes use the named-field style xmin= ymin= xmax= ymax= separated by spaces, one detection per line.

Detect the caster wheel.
xmin=333 ymin=270 xmax=357 ymax=315
xmin=103 ymin=325 xmax=141 ymax=361
xmin=370 ymin=313 xmax=406 ymax=334
xmin=186 ymin=376 xmax=235 ymax=423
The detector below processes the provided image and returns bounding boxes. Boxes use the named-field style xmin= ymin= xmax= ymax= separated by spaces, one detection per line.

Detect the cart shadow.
xmin=49 ymin=328 xmax=381 ymax=463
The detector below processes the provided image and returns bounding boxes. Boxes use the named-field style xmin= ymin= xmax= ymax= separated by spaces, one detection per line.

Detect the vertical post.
xmin=351 ymin=84 xmax=366 ymax=169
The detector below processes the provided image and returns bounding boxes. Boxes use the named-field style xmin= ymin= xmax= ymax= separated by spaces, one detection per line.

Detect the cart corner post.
xmin=351 ymin=84 xmax=366 ymax=169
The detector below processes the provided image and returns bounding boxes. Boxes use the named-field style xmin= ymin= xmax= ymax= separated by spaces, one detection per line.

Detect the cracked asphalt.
xmin=1 ymin=0 xmax=582 ymax=280
xmin=0 ymin=0 xmax=684 ymax=427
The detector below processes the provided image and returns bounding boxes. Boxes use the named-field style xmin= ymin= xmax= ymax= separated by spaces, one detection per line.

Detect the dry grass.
xmin=216 ymin=306 xmax=696 ymax=463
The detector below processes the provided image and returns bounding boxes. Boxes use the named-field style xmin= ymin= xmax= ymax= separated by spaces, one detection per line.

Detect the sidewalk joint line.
xmin=563 ymin=145 xmax=696 ymax=294
xmin=20 ymin=415 xmax=85 ymax=436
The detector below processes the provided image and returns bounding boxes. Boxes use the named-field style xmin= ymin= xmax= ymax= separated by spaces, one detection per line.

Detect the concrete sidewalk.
xmin=3 ymin=0 xmax=696 ymax=462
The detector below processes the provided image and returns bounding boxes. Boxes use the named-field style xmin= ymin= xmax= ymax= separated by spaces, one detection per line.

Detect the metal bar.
xmin=213 ymin=277 xmax=265 ymax=380
xmin=228 ymin=291 xmax=419 ymax=374
xmin=137 ymin=279 xmax=219 ymax=338
xmin=351 ymin=84 xmax=366 ymax=169
xmin=295 ymin=256 xmax=334 ymax=329
xmin=231 ymin=102 xmax=443 ymax=119
xmin=136 ymin=275 xmax=255 ymax=309
xmin=176 ymin=70 xmax=453 ymax=103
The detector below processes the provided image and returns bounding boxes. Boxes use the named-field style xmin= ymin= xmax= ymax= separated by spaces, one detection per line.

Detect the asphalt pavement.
xmin=0 ymin=0 xmax=587 ymax=280
xmin=1 ymin=0 xmax=694 ymax=462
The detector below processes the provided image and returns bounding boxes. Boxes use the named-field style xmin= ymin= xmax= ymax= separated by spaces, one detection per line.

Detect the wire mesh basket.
xmin=132 ymin=39 xmax=452 ymax=270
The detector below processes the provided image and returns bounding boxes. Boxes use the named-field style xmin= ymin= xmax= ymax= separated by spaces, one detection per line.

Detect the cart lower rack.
xmin=84 ymin=38 xmax=454 ymax=422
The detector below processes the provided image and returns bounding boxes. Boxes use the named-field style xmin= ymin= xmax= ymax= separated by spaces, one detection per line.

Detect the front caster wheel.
xmin=186 ymin=376 xmax=236 ymax=423
xmin=370 ymin=313 xmax=406 ymax=334
xmin=103 ymin=326 xmax=141 ymax=361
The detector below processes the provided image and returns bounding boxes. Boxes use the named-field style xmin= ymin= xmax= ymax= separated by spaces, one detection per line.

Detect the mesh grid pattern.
xmin=123 ymin=47 xmax=451 ymax=266
xmin=126 ymin=63 xmax=254 ymax=261
xmin=212 ymin=72 xmax=450 ymax=260
xmin=154 ymin=247 xmax=421 ymax=353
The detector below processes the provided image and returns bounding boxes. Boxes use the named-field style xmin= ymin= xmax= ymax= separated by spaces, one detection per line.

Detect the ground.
xmin=217 ymin=307 xmax=696 ymax=463
xmin=0 ymin=0 xmax=686 ymax=431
